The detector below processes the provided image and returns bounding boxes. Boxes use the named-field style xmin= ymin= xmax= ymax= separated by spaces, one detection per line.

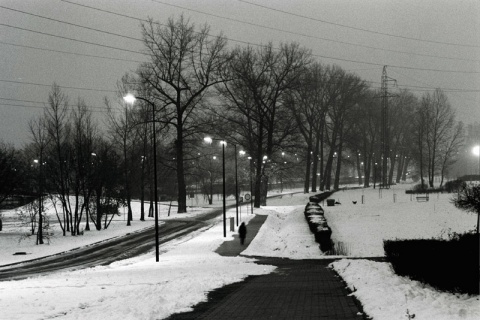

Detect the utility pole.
xmin=380 ymin=66 xmax=397 ymax=189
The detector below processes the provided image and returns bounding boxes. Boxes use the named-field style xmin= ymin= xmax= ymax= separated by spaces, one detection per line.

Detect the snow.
xmin=324 ymin=186 xmax=476 ymax=257
xmin=332 ymin=259 xmax=480 ymax=320
xmin=0 ymin=184 xmax=478 ymax=319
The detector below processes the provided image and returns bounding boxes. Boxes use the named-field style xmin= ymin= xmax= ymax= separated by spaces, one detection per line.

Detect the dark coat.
xmin=239 ymin=222 xmax=247 ymax=239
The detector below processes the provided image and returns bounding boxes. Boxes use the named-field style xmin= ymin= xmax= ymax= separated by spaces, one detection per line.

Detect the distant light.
xmin=473 ymin=145 xmax=480 ymax=156
xmin=123 ymin=94 xmax=136 ymax=104
xmin=33 ymin=159 xmax=39 ymax=163
xmin=239 ymin=150 xmax=246 ymax=155
xmin=219 ymin=140 xmax=227 ymax=146
xmin=204 ymin=137 xmax=213 ymax=144
xmin=247 ymin=156 xmax=252 ymax=160
xmin=213 ymin=156 xmax=217 ymax=160
xmin=91 ymin=153 xmax=96 ymax=157
xmin=263 ymin=155 xmax=268 ymax=160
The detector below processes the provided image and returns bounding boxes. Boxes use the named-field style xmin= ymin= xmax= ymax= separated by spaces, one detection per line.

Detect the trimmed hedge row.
xmin=384 ymin=233 xmax=479 ymax=295
xmin=305 ymin=192 xmax=335 ymax=252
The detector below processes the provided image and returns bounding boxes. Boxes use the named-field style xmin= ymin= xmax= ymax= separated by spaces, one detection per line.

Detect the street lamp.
xmin=123 ymin=93 xmax=160 ymax=262
xmin=473 ymin=145 xmax=480 ymax=176
xmin=204 ymin=137 xmax=243 ymax=230
xmin=204 ymin=137 xmax=228 ymax=237
xmin=247 ymin=155 xmax=254 ymax=215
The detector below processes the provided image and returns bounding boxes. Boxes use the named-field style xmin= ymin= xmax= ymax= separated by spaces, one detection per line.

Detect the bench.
xmin=416 ymin=194 xmax=429 ymax=202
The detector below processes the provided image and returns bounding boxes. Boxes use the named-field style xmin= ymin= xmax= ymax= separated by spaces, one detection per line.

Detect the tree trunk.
xmin=356 ymin=151 xmax=362 ymax=186
xmin=396 ymin=154 xmax=404 ymax=183
xmin=334 ymin=130 xmax=344 ymax=190
xmin=319 ymin=123 xmax=324 ymax=191
xmin=304 ymin=141 xmax=312 ymax=193
xmin=311 ymin=129 xmax=321 ymax=192
xmin=176 ymin=115 xmax=187 ymax=213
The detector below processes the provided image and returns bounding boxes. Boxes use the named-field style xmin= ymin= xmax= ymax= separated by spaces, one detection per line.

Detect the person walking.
xmin=238 ymin=222 xmax=247 ymax=245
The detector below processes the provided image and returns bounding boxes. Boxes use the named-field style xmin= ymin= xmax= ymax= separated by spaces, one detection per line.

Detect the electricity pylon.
xmin=381 ymin=66 xmax=397 ymax=189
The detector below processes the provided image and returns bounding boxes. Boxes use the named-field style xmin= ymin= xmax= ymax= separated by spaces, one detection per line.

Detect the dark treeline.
xmin=0 ymin=16 xmax=465 ymax=243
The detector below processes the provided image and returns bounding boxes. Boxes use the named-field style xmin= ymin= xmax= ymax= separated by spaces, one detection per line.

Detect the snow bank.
xmin=331 ymin=259 xmax=480 ymax=320
xmin=0 ymin=210 xmax=275 ymax=320
xmin=241 ymin=206 xmax=325 ymax=259
xmin=325 ymin=186 xmax=476 ymax=256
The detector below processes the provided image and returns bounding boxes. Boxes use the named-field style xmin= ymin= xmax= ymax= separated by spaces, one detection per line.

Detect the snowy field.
xmin=0 ymin=184 xmax=478 ymax=319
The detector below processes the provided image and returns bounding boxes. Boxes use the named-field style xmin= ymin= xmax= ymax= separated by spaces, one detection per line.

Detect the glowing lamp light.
xmin=473 ymin=145 xmax=480 ymax=156
xmin=123 ymin=94 xmax=136 ymax=104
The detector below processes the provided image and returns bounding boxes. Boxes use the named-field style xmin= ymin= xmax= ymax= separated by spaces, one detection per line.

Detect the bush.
xmin=444 ymin=179 xmax=467 ymax=193
xmin=304 ymin=202 xmax=321 ymax=211
xmin=315 ymin=226 xmax=333 ymax=251
xmin=384 ymin=233 xmax=479 ymax=294
xmin=304 ymin=191 xmax=334 ymax=252
xmin=405 ymin=183 xmax=443 ymax=194
xmin=309 ymin=191 xmax=334 ymax=203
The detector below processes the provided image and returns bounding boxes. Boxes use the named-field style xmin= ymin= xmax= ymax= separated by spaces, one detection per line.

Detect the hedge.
xmin=384 ymin=233 xmax=479 ymax=294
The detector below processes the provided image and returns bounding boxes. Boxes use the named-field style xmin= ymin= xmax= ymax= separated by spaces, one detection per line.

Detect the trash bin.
xmin=230 ymin=217 xmax=235 ymax=232
xmin=326 ymin=199 xmax=335 ymax=207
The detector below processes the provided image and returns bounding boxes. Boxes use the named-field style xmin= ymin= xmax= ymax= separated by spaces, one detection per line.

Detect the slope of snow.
xmin=0 ymin=208 xmax=275 ymax=320
xmin=241 ymin=205 xmax=327 ymax=259
xmin=0 ymin=185 xmax=478 ymax=319
xmin=331 ymin=259 xmax=480 ymax=320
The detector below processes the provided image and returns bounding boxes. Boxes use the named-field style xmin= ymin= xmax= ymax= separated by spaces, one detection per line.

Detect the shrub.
xmin=304 ymin=191 xmax=334 ymax=252
xmin=413 ymin=183 xmax=427 ymax=192
xmin=305 ymin=202 xmax=321 ymax=211
xmin=444 ymin=179 xmax=466 ymax=193
xmin=405 ymin=184 xmax=443 ymax=194
xmin=384 ymin=233 xmax=479 ymax=294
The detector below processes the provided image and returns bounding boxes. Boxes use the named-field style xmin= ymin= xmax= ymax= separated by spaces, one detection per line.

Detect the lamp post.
xmin=124 ymin=94 xmax=159 ymax=262
xmin=204 ymin=137 xmax=227 ymax=237
xmin=244 ymin=155 xmax=254 ymax=215
xmin=473 ymin=145 xmax=480 ymax=176
xmin=234 ymin=144 xmax=239 ymax=227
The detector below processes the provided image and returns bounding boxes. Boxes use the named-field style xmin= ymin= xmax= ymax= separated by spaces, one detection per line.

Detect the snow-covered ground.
xmin=0 ymin=184 xmax=478 ymax=319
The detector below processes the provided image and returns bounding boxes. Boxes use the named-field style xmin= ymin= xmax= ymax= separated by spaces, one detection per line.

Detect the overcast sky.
xmin=1 ymin=0 xmax=479 ymax=148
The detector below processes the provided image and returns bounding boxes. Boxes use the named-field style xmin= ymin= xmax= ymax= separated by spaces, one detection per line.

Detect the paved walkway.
xmin=166 ymin=214 xmax=367 ymax=320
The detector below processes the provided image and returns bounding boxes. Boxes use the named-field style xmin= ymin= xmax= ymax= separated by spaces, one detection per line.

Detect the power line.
xmin=310 ymin=53 xmax=480 ymax=74
xmin=3 ymin=74 xmax=477 ymax=100
xmin=0 ymin=23 xmax=146 ymax=56
xmin=0 ymin=40 xmax=145 ymax=64
xmin=0 ymin=102 xmax=116 ymax=114
xmin=152 ymin=0 xmax=479 ymax=63
xmin=58 ymin=0 xmax=480 ymax=74
xmin=0 ymin=79 xmax=117 ymax=93
xmin=0 ymin=5 xmax=143 ymax=43
xmin=237 ymin=0 xmax=480 ymax=49
xmin=60 ymin=0 xmax=480 ymax=74
xmin=389 ymin=69 xmax=480 ymax=104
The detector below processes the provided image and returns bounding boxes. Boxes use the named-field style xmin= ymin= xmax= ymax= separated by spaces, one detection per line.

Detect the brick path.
xmin=166 ymin=214 xmax=368 ymax=320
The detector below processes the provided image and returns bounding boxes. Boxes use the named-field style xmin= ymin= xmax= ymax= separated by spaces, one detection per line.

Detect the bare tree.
xmin=439 ymin=121 xmax=464 ymax=186
xmin=321 ymin=67 xmax=367 ymax=190
xmin=414 ymin=89 xmax=459 ymax=188
xmin=131 ymin=15 xmax=229 ymax=213
xmin=71 ymin=99 xmax=98 ymax=233
xmin=453 ymin=184 xmax=480 ymax=235
xmin=219 ymin=42 xmax=311 ymax=206
xmin=0 ymin=142 xmax=24 ymax=207
xmin=286 ymin=62 xmax=329 ymax=193
xmin=44 ymin=83 xmax=71 ymax=235
xmin=387 ymin=90 xmax=417 ymax=185
xmin=106 ymin=97 xmax=136 ymax=226
xmin=28 ymin=117 xmax=50 ymax=244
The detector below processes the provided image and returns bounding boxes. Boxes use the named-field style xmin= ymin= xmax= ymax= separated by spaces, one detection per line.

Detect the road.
xmin=0 ymin=207 xmax=224 ymax=281
xmin=0 ymin=192 xmax=299 ymax=281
